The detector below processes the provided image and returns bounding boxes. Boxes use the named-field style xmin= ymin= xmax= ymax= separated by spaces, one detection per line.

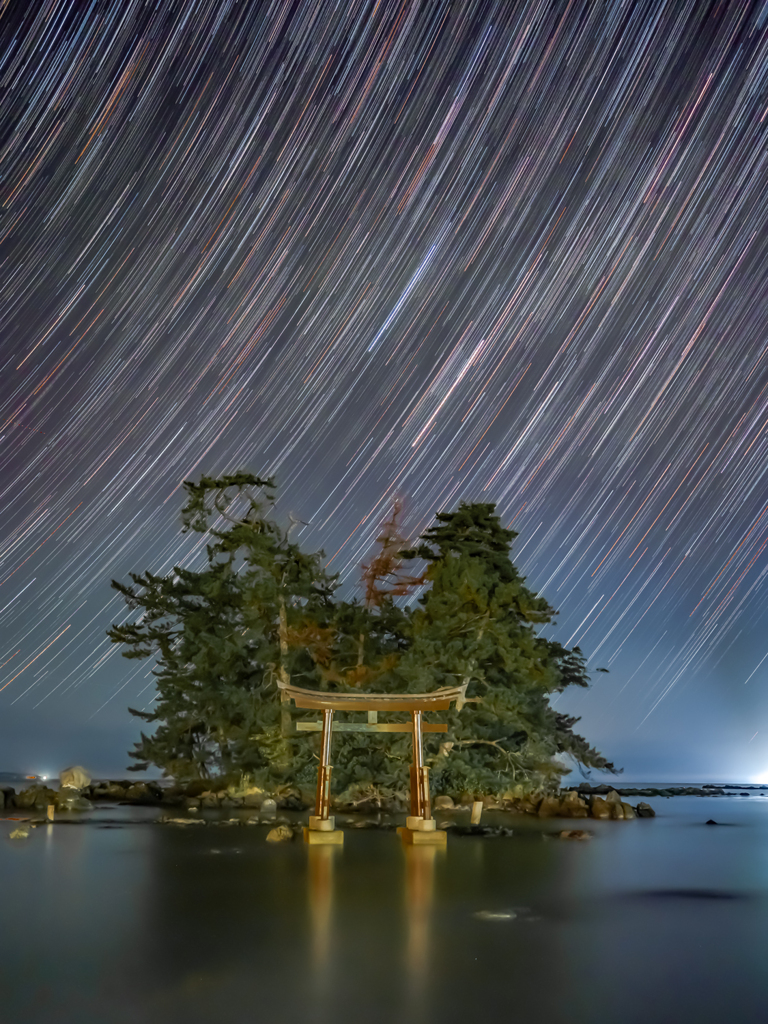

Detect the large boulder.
xmin=92 ymin=782 xmax=127 ymax=801
xmin=590 ymin=796 xmax=611 ymax=819
xmin=636 ymin=802 xmax=656 ymax=818
xmin=620 ymin=802 xmax=636 ymax=820
xmin=60 ymin=766 xmax=91 ymax=790
xmin=537 ymin=795 xmax=562 ymax=818
xmin=605 ymin=790 xmax=625 ymax=819
xmin=560 ymin=791 xmax=589 ymax=818
xmin=124 ymin=782 xmax=153 ymax=803
xmin=434 ymin=795 xmax=455 ymax=811
xmin=55 ymin=790 xmax=92 ymax=812
xmin=15 ymin=785 xmax=56 ymax=810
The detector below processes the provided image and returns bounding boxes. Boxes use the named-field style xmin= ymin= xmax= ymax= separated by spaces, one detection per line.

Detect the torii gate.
xmin=278 ymin=680 xmax=466 ymax=845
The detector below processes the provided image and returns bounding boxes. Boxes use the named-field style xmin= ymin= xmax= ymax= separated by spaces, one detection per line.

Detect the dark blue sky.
xmin=2 ymin=1 xmax=768 ymax=782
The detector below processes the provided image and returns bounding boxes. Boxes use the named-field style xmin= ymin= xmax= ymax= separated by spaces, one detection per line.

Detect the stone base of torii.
xmin=277 ymin=681 xmax=466 ymax=845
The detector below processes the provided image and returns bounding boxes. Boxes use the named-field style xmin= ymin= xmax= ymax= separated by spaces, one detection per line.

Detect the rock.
xmin=266 ymin=825 xmax=293 ymax=843
xmin=184 ymin=798 xmax=201 ymax=810
xmin=590 ymin=797 xmax=612 ymax=819
xmin=559 ymin=829 xmax=592 ymax=840
xmin=437 ymin=820 xmax=454 ymax=830
xmin=160 ymin=817 xmax=205 ymax=826
xmin=434 ymin=795 xmax=455 ymax=811
xmin=516 ymin=796 xmax=543 ymax=815
xmin=278 ymin=793 xmax=305 ymax=811
xmin=55 ymin=791 xmax=92 ymax=812
xmin=200 ymin=792 xmax=220 ymax=808
xmin=705 ymin=819 xmax=718 ymax=825
xmin=1 ymin=786 xmax=15 ymax=809
xmin=560 ymin=791 xmax=589 ymax=818
xmin=636 ymin=802 xmax=656 ymax=818
xmin=620 ymin=802 xmax=636 ymax=820
xmin=242 ymin=792 xmax=263 ymax=808
xmin=604 ymin=789 xmax=621 ymax=804
xmin=260 ymin=798 xmax=277 ymax=818
xmin=60 ymin=766 xmax=91 ymax=790
xmin=9 ymin=826 xmax=30 ymax=839
xmin=15 ymin=785 xmax=57 ymax=810
xmin=92 ymin=782 xmax=127 ymax=800
xmin=538 ymin=795 xmax=562 ymax=818
xmin=124 ymin=783 xmax=152 ymax=803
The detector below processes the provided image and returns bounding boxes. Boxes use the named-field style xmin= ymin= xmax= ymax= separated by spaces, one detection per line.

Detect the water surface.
xmin=2 ymin=796 xmax=767 ymax=1023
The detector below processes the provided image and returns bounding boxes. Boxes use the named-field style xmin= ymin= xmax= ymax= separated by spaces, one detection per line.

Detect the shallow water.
xmin=2 ymin=796 xmax=768 ymax=1024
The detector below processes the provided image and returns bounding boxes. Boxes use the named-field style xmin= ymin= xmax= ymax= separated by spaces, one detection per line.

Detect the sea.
xmin=2 ymin=782 xmax=767 ymax=1024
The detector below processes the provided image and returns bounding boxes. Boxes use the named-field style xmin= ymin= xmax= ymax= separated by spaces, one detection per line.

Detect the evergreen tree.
xmin=109 ymin=478 xmax=615 ymax=797
xmin=109 ymin=473 xmax=336 ymax=782
xmin=398 ymin=502 xmax=615 ymax=796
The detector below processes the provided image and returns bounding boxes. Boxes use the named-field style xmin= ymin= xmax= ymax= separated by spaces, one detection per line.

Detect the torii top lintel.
xmin=277 ymin=680 xmax=467 ymax=713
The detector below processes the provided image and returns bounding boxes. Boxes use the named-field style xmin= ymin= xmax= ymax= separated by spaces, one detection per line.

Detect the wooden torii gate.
xmin=278 ymin=680 xmax=466 ymax=845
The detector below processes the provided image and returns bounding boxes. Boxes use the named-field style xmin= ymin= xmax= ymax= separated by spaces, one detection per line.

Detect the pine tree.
xmin=109 ymin=473 xmax=336 ymax=782
xmin=398 ymin=502 xmax=615 ymax=797
xmin=110 ymin=479 xmax=615 ymax=799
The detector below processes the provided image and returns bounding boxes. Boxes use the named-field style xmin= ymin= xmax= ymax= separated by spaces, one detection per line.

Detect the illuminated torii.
xmin=278 ymin=680 xmax=467 ymax=845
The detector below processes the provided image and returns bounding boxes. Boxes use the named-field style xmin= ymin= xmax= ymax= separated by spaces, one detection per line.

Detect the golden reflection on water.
xmin=305 ymin=838 xmax=441 ymax=1021
xmin=307 ymin=845 xmax=337 ymax=980
xmin=404 ymin=845 xmax=438 ymax=979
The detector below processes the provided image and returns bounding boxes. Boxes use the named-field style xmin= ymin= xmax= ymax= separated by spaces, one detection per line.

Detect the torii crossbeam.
xmin=278 ymin=680 xmax=466 ymax=845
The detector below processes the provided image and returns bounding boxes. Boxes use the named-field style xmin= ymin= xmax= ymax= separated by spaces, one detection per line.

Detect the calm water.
xmin=2 ymin=796 xmax=768 ymax=1024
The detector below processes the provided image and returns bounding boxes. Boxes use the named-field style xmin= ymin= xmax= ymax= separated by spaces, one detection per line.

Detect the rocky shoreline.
xmin=3 ymin=777 xmax=765 ymax=823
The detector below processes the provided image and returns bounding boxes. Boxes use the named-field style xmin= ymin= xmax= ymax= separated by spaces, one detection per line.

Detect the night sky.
xmin=2 ymin=1 xmax=768 ymax=782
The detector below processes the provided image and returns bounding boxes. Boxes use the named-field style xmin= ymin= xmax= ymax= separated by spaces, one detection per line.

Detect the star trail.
xmin=2 ymin=1 xmax=768 ymax=778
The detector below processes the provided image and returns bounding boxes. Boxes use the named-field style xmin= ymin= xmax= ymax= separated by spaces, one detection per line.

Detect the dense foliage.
xmin=109 ymin=473 xmax=615 ymax=798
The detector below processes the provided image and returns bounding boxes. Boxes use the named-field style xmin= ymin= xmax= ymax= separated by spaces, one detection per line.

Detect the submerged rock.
xmin=9 ymin=826 xmax=30 ymax=839
xmin=559 ymin=829 xmax=592 ymax=840
xmin=266 ymin=825 xmax=294 ymax=843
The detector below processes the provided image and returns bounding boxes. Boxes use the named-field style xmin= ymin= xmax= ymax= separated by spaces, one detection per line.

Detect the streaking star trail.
xmin=2 ymin=1 xmax=768 ymax=778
